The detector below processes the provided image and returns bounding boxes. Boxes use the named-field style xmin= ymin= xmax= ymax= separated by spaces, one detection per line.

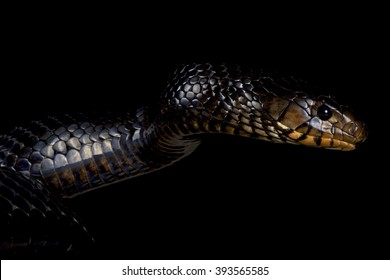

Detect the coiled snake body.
xmin=0 ymin=63 xmax=367 ymax=256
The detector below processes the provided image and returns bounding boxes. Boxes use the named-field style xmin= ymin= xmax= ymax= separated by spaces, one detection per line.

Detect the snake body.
xmin=0 ymin=63 xmax=367 ymax=255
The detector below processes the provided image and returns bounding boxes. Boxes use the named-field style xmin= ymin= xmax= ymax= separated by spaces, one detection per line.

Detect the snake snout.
xmin=336 ymin=118 xmax=367 ymax=150
xmin=354 ymin=127 xmax=368 ymax=149
xmin=355 ymin=122 xmax=368 ymax=144
xmin=343 ymin=117 xmax=368 ymax=143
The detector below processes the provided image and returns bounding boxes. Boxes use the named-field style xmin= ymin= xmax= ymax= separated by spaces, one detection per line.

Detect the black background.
xmin=2 ymin=5 xmax=387 ymax=260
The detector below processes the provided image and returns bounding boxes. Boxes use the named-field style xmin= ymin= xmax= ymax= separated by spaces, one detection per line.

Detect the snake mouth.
xmin=286 ymin=124 xmax=368 ymax=151
xmin=287 ymin=131 xmax=357 ymax=151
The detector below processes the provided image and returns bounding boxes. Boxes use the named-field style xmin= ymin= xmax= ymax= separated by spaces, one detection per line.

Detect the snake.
xmin=0 ymin=63 xmax=367 ymax=256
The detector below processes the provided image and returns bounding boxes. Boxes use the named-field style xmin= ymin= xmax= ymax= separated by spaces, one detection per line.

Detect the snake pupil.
xmin=317 ymin=104 xmax=332 ymax=120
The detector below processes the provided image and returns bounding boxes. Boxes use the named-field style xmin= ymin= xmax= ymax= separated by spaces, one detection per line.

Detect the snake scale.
xmin=0 ymin=63 xmax=367 ymax=256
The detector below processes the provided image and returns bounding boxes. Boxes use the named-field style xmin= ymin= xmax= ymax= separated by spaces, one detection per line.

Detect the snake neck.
xmin=130 ymin=107 xmax=201 ymax=170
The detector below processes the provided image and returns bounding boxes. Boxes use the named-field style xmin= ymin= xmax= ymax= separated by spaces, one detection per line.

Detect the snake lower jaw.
xmin=285 ymin=132 xmax=361 ymax=151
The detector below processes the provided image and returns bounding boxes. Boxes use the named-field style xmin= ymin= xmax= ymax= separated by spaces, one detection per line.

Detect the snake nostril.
xmin=350 ymin=125 xmax=358 ymax=135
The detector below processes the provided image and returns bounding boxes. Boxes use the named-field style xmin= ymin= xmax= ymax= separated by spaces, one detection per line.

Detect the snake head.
xmin=263 ymin=95 xmax=368 ymax=151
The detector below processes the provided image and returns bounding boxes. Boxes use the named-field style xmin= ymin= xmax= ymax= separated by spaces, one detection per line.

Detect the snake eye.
xmin=317 ymin=104 xmax=332 ymax=120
